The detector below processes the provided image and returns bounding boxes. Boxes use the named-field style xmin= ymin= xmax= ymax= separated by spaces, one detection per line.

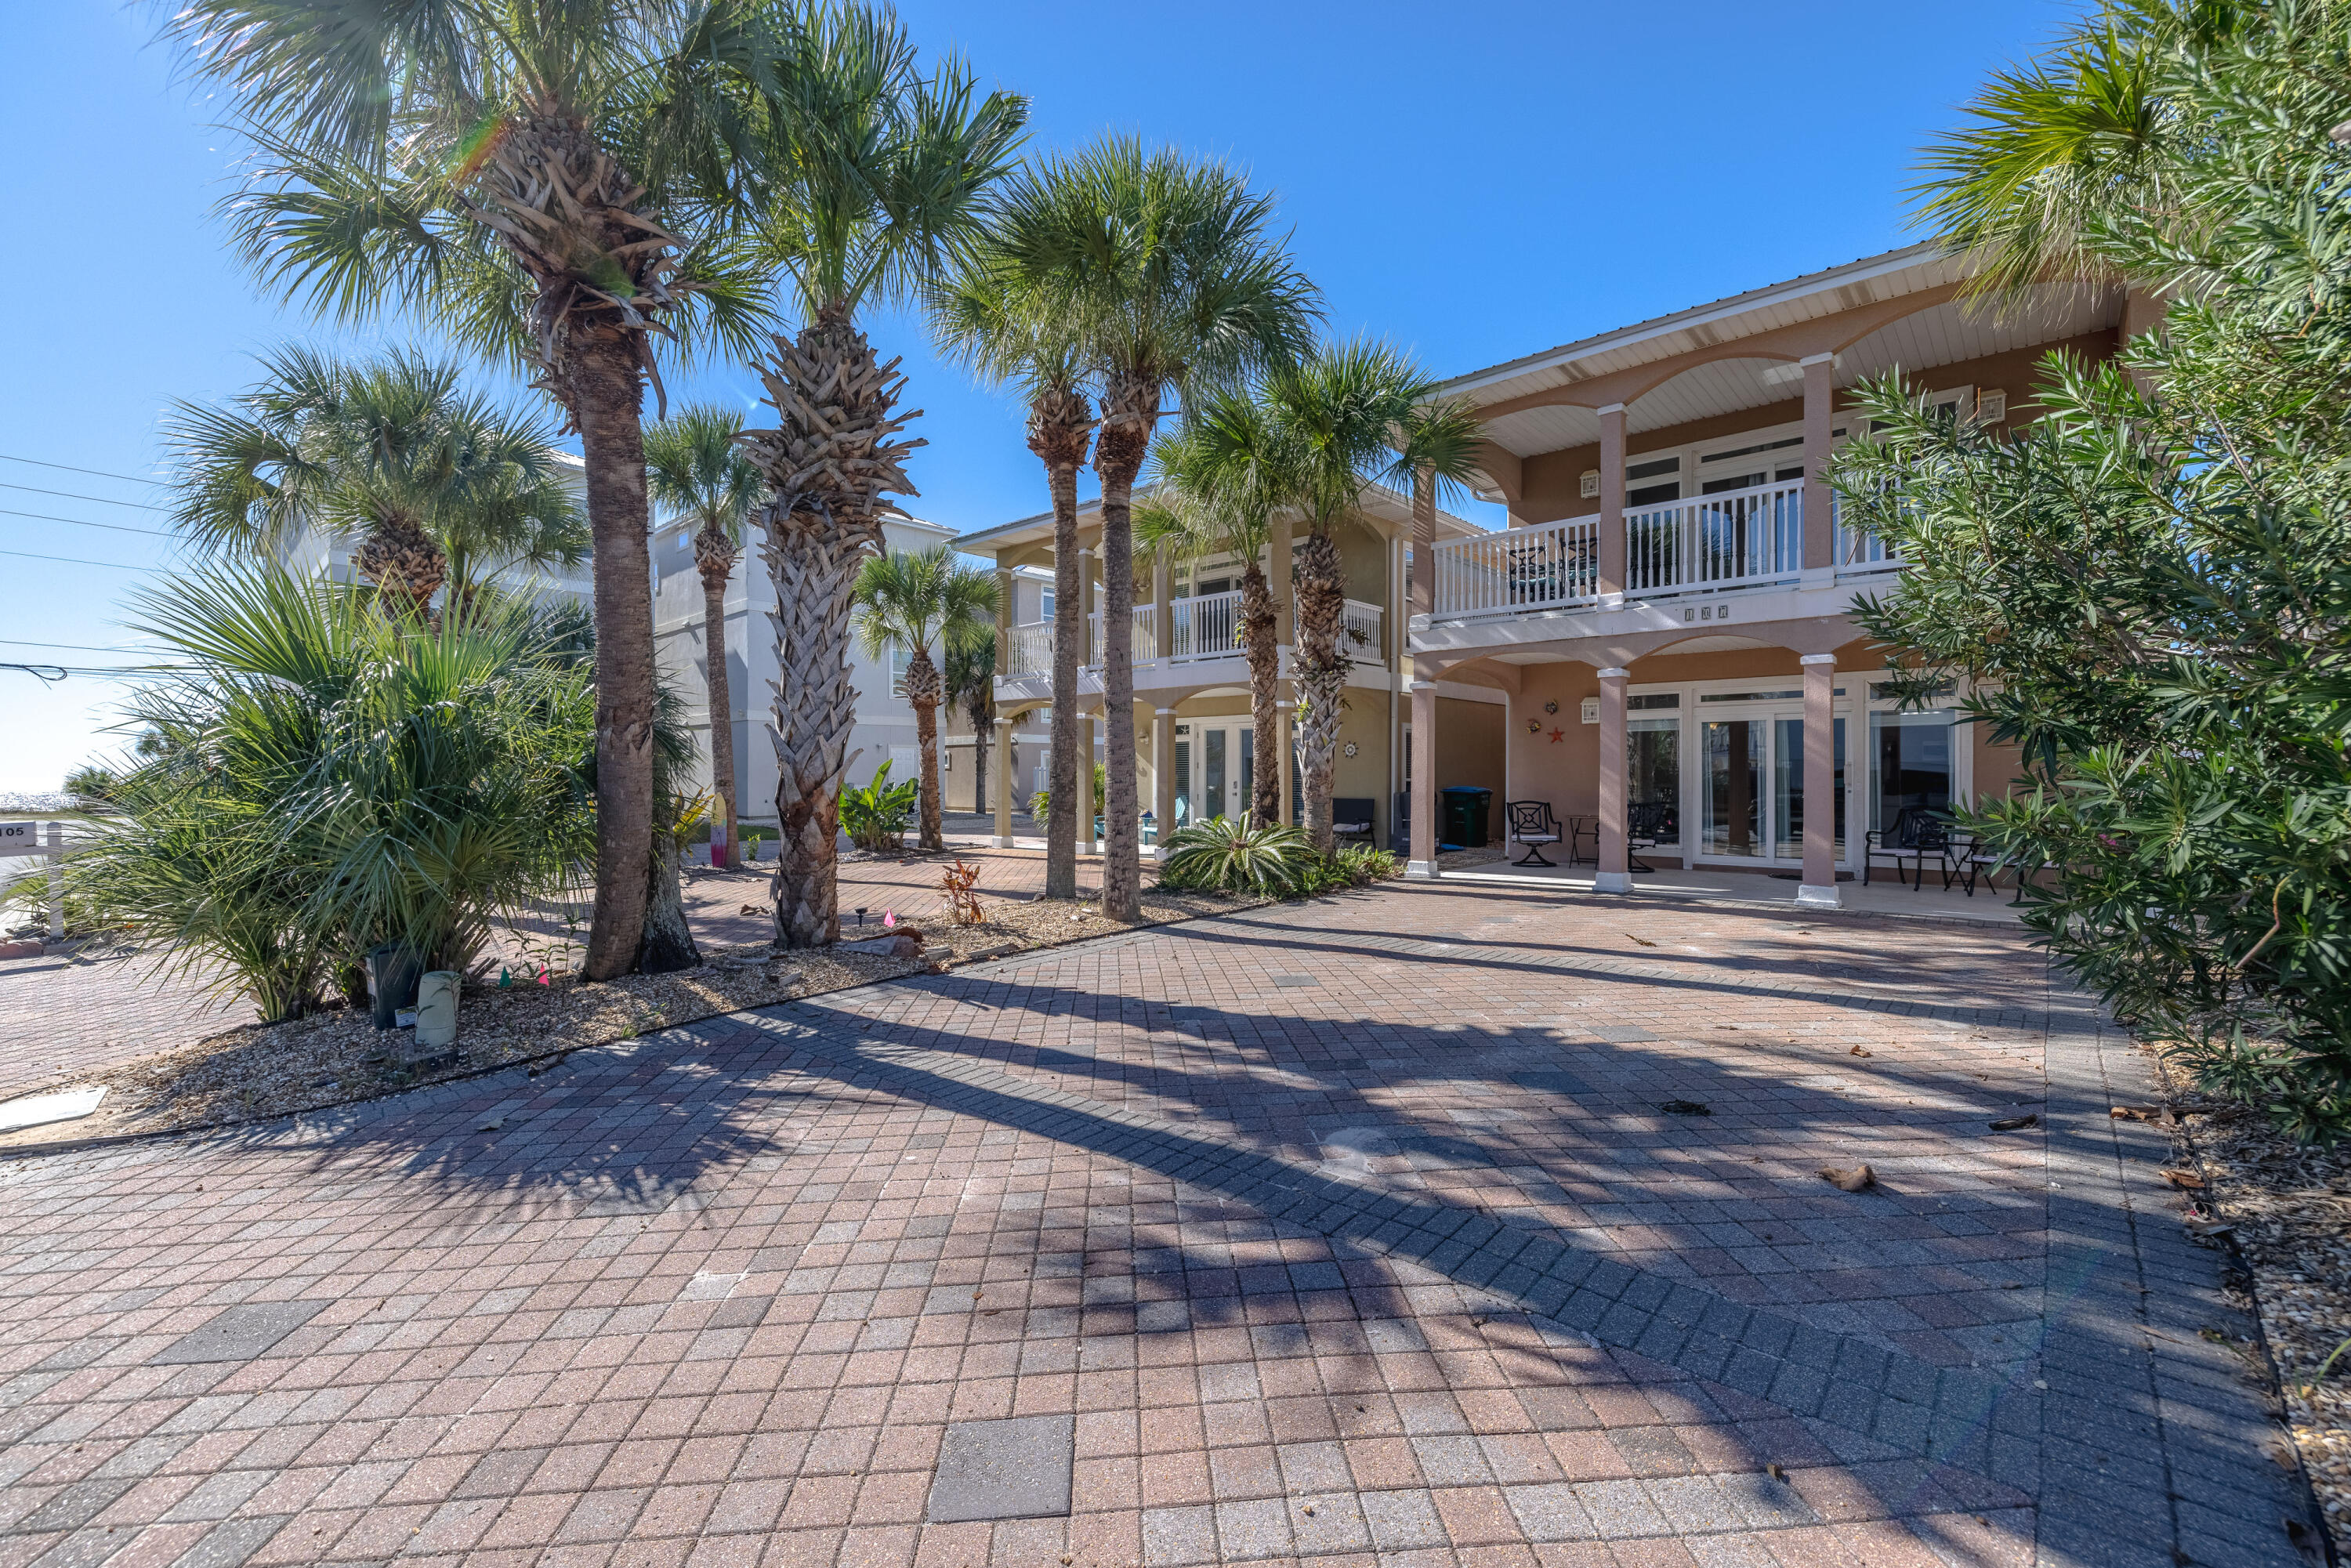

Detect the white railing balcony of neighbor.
xmin=1006 ymin=621 xmax=1052 ymax=677
xmin=1085 ymin=604 xmax=1159 ymax=665
xmin=1831 ymin=491 xmax=1903 ymax=577
xmin=1625 ymin=476 xmax=1805 ymax=599
xmin=1168 ymin=588 xmax=1245 ymax=660
xmin=1342 ymin=599 xmax=1385 ymax=663
xmin=1430 ymin=516 xmax=1600 ymax=618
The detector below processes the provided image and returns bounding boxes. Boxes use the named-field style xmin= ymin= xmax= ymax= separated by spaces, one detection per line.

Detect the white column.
xmin=1593 ymin=668 xmax=1632 ymax=894
xmin=45 ymin=821 xmax=64 ymax=941
xmin=1406 ymin=679 xmax=1439 ymax=878
xmin=1798 ymin=654 xmax=1842 ymax=908
xmin=1800 ymin=353 xmax=1836 ymax=584
xmin=991 ymin=715 xmax=1015 ymax=848
xmin=1597 ymin=406 xmax=1627 ymax=608
xmin=1152 ymin=707 xmax=1177 ymax=859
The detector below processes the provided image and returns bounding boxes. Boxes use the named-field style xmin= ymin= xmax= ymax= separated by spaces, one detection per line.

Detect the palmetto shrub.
xmin=1156 ymin=813 xmax=1313 ymax=896
xmin=64 ymin=568 xmax=596 ymax=1022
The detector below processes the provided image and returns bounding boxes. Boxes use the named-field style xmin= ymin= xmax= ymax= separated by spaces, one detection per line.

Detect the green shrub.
xmin=65 ymin=567 xmax=596 ymax=1022
xmin=1157 ymin=813 xmax=1313 ymax=896
xmin=841 ymin=762 xmax=918 ymax=853
xmin=1029 ymin=762 xmax=1107 ymax=827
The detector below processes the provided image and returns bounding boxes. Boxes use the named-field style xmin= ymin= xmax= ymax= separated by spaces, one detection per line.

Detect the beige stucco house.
xmin=1400 ymin=242 xmax=2152 ymax=906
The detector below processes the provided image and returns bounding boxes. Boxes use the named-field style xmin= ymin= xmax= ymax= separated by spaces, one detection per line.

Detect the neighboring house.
xmin=1403 ymin=241 xmax=2151 ymax=904
xmin=956 ymin=483 xmax=1488 ymax=853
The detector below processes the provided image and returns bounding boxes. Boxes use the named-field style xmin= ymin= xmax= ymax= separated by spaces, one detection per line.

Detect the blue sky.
xmin=2 ymin=0 xmax=2068 ymax=793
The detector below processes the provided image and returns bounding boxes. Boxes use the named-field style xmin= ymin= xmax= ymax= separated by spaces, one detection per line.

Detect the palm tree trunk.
xmin=1095 ymin=389 xmax=1153 ymax=924
xmin=745 ymin=302 xmax=921 ymax=949
xmin=571 ymin=331 xmax=656 ymax=978
xmin=697 ymin=547 xmax=738 ymax=869
xmin=1240 ymin=560 xmax=1284 ymax=824
xmin=1292 ymin=528 xmax=1349 ymax=853
xmin=639 ymin=820 xmax=701 ymax=972
xmin=354 ymin=515 xmax=447 ymax=621
xmin=904 ymin=647 xmax=946 ymax=852
xmin=1044 ymin=461 xmax=1084 ymax=899
xmin=968 ymin=694 xmax=991 ymax=813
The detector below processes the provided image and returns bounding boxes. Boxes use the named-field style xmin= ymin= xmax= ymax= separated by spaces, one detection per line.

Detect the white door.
xmin=1194 ymin=723 xmax=1255 ymax=820
xmin=1689 ymin=691 xmax=1851 ymax=867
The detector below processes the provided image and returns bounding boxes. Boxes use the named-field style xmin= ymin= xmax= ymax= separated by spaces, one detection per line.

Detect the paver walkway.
xmin=0 ymin=882 xmax=2309 ymax=1567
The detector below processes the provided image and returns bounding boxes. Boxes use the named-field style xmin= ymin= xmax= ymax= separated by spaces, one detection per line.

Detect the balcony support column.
xmin=992 ymin=715 xmax=1015 ymax=847
xmin=1272 ymin=517 xmax=1294 ymax=645
xmin=1078 ymin=711 xmax=1096 ymax=855
xmin=1152 ymin=553 xmax=1172 ymax=670
xmin=1152 ymin=707 xmax=1176 ymax=858
xmin=1801 ymin=353 xmax=1837 ymax=580
xmin=1594 ymin=666 xmax=1632 ymax=894
xmin=1597 ymin=405 xmax=1627 ymax=607
xmin=1276 ymin=707 xmax=1294 ymax=827
xmin=994 ymin=565 xmax=1012 ymax=668
xmin=1799 ymin=654 xmax=1841 ymax=907
xmin=1406 ymin=677 xmax=1438 ymax=878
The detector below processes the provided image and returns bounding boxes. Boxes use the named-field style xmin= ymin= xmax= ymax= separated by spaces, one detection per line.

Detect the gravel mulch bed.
xmin=2146 ymin=1055 xmax=2351 ymax=1555
xmin=0 ymin=882 xmax=1264 ymax=1154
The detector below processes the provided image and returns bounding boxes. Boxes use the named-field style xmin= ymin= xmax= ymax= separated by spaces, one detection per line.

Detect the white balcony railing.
xmin=1085 ymin=604 xmax=1159 ymax=665
xmin=1342 ymin=599 xmax=1385 ymax=662
xmin=1432 ymin=516 xmax=1599 ymax=618
xmin=1833 ymin=493 xmax=1902 ymax=575
xmin=1170 ymin=589 xmax=1244 ymax=659
xmin=1625 ymin=477 xmax=1804 ymax=598
xmin=1006 ymin=621 xmax=1052 ymax=677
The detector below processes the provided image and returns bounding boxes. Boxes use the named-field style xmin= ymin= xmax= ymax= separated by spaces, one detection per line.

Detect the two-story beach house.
xmin=1401 ymin=243 xmax=2153 ymax=907
xmin=956 ymin=485 xmax=1494 ymax=853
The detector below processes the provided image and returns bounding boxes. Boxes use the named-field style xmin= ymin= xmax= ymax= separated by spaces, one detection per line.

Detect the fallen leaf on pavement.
xmin=1849 ymin=1045 xmax=1872 ymax=1057
xmin=1661 ymin=1099 xmax=1712 ymax=1117
xmin=1818 ymin=1164 xmax=1876 ymax=1193
xmin=2161 ymin=1168 xmax=2207 ymax=1190
xmin=476 ymin=1117 xmax=505 ymax=1133
xmin=1626 ymin=933 xmax=1658 ymax=947
xmin=1988 ymin=1114 xmax=2040 ymax=1132
xmin=2110 ymin=1105 xmax=2165 ymax=1121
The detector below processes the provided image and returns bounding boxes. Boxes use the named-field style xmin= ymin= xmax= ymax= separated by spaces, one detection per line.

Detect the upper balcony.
xmin=1419 ymin=480 xmax=1899 ymax=632
xmin=997 ymin=591 xmax=1389 ymax=702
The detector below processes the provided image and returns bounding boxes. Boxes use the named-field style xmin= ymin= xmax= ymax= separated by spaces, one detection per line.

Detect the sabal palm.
xmin=991 ymin=137 xmax=1318 ymax=920
xmin=166 ymin=0 xmax=782 ymax=978
xmin=645 ymin=405 xmax=763 ymax=868
xmin=1136 ymin=393 xmax=1295 ymax=825
xmin=165 ymin=346 xmax=584 ymax=620
xmin=931 ymin=242 xmax=1095 ymax=900
xmin=1268 ymin=339 xmax=1483 ymax=851
xmin=851 ymin=548 xmax=1001 ymax=852
xmin=737 ymin=3 xmax=1025 ymax=944
xmin=1912 ymin=6 xmax=2197 ymax=296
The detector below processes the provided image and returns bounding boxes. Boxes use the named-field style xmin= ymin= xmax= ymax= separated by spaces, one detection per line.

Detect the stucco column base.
xmin=991 ymin=835 xmax=1014 ymax=849
xmin=1592 ymin=871 xmax=1634 ymax=895
xmin=1795 ymin=882 xmax=1843 ymax=909
xmin=1406 ymin=859 xmax=1441 ymax=880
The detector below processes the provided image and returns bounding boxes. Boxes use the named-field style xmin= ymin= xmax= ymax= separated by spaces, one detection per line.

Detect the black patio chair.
xmin=1864 ymin=806 xmax=1955 ymax=889
xmin=1331 ymin=798 xmax=1376 ymax=848
xmin=1503 ymin=800 xmax=1563 ymax=867
xmin=1627 ymin=802 xmax=1676 ymax=873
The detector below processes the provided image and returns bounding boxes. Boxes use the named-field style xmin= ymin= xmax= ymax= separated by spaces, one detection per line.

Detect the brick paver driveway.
xmin=0 ymin=883 xmax=2306 ymax=1567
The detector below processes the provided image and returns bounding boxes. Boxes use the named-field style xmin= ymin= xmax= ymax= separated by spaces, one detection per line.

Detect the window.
xmin=1625 ymin=454 xmax=1680 ymax=507
xmin=889 ymin=642 xmax=911 ymax=696
xmin=1871 ymin=710 xmax=1954 ymax=832
xmin=1038 ymin=589 xmax=1055 ymax=621
xmin=1627 ymin=693 xmax=1680 ymax=712
xmin=1628 ymin=717 xmax=1680 ymax=845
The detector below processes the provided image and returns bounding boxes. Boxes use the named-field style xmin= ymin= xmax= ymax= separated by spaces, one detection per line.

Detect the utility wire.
xmin=0 ymin=639 xmax=166 ymax=655
xmin=0 ymin=506 xmax=174 ymax=539
xmin=0 ymin=482 xmax=166 ymax=512
xmin=0 ymin=546 xmax=157 ymax=572
xmin=0 ymin=453 xmax=162 ymax=487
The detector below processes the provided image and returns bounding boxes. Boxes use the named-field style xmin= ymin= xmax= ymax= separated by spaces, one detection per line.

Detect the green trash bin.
xmin=1440 ymin=785 xmax=1492 ymax=850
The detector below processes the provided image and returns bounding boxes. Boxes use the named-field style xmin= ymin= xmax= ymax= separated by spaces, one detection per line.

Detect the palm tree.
xmin=851 ymin=548 xmax=1001 ymax=852
xmin=166 ymin=0 xmax=782 ymax=979
xmin=1136 ymin=395 xmax=1295 ymax=824
xmin=644 ymin=406 xmax=763 ymax=868
xmin=1268 ymin=339 xmax=1484 ymax=852
xmin=991 ymin=138 xmax=1318 ymax=921
xmin=737 ymin=4 xmax=1025 ymax=946
xmin=944 ymin=636 xmax=997 ymax=815
xmin=165 ymin=346 xmax=584 ymax=621
xmin=932 ymin=243 xmax=1096 ymax=900
xmin=1912 ymin=12 xmax=2188 ymax=297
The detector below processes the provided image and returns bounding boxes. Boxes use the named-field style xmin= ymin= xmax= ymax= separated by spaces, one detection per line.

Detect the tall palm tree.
xmin=1268 ymin=339 xmax=1484 ymax=852
xmin=944 ymin=636 xmax=996 ymax=815
xmin=165 ymin=346 xmax=585 ymax=621
xmin=166 ymin=0 xmax=781 ymax=978
xmin=738 ymin=4 xmax=1025 ymax=945
xmin=851 ymin=548 xmax=1001 ymax=852
xmin=992 ymin=138 xmax=1318 ymax=921
xmin=644 ymin=405 xmax=763 ymax=868
xmin=1136 ymin=395 xmax=1295 ymax=824
xmin=931 ymin=244 xmax=1096 ymax=900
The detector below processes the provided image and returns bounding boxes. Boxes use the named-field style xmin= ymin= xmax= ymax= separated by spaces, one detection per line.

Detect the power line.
xmin=0 ymin=453 xmax=161 ymax=487
xmin=0 ymin=482 xmax=166 ymax=512
xmin=0 ymin=546 xmax=158 ymax=572
xmin=0 ymin=639 xmax=166 ymax=655
xmin=0 ymin=506 xmax=174 ymax=539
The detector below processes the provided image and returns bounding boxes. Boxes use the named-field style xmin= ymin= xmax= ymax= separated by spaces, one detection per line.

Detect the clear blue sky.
xmin=2 ymin=0 xmax=2069 ymax=793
